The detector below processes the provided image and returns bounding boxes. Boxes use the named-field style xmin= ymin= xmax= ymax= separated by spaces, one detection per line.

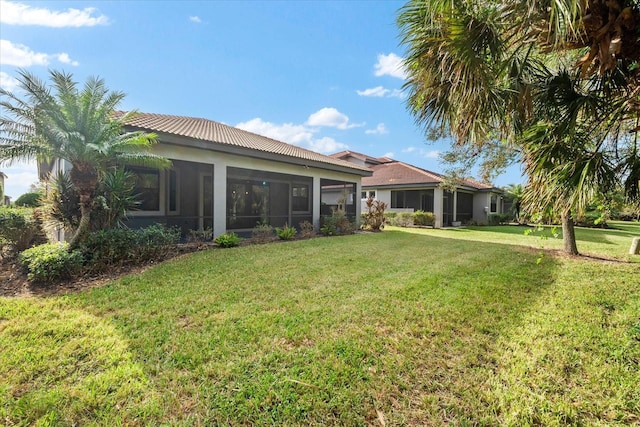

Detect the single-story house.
xmin=43 ymin=112 xmax=371 ymax=238
xmin=330 ymin=151 xmax=504 ymax=227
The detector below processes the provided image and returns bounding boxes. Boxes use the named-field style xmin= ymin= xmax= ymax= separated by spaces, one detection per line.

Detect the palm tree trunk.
xmin=69 ymin=192 xmax=92 ymax=249
xmin=561 ymin=210 xmax=579 ymax=255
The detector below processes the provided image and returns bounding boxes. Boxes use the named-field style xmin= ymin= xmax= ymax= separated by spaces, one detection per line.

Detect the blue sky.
xmin=0 ymin=0 xmax=524 ymax=199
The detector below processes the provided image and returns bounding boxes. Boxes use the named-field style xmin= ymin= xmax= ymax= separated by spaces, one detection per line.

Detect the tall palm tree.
xmin=0 ymin=69 xmax=170 ymax=247
xmin=398 ymin=0 xmax=639 ymax=255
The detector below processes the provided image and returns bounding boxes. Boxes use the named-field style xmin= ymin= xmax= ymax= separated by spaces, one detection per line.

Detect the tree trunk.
xmin=69 ymin=192 xmax=92 ymax=249
xmin=69 ymin=163 xmax=98 ymax=249
xmin=561 ymin=210 xmax=579 ymax=255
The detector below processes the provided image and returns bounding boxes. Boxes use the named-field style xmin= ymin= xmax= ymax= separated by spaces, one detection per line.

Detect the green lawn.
xmin=1 ymin=224 xmax=639 ymax=425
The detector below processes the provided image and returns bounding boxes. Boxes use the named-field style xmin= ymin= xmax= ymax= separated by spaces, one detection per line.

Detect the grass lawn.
xmin=1 ymin=223 xmax=639 ymax=425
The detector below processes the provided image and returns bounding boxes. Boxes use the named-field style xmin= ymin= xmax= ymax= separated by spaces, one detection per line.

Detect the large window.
xmin=226 ymin=167 xmax=313 ymax=230
xmin=490 ymin=194 xmax=498 ymax=213
xmin=391 ymin=191 xmax=406 ymax=208
xmin=292 ymin=184 xmax=310 ymax=212
xmin=129 ymin=167 xmax=161 ymax=212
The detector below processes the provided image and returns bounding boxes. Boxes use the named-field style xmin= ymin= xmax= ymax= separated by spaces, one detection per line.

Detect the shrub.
xmin=275 ymin=223 xmax=297 ymax=240
xmin=390 ymin=212 xmax=414 ymax=227
xmin=215 ymin=232 xmax=242 ymax=248
xmin=188 ymin=227 xmax=214 ymax=243
xmin=412 ymin=210 xmax=435 ymax=227
xmin=19 ymin=242 xmax=83 ymax=283
xmin=488 ymin=213 xmax=511 ymax=225
xmin=299 ymin=220 xmax=315 ymax=238
xmin=251 ymin=222 xmax=275 ymax=243
xmin=15 ymin=192 xmax=42 ymax=207
xmin=362 ymin=197 xmax=387 ymax=231
xmin=0 ymin=207 xmax=47 ymax=255
xmin=321 ymin=210 xmax=355 ymax=236
xmin=79 ymin=224 xmax=180 ymax=271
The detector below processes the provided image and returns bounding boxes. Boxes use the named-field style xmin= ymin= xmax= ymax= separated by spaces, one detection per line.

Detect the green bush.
xmin=320 ymin=210 xmax=355 ymax=236
xmin=215 ymin=232 xmax=242 ymax=248
xmin=412 ymin=210 xmax=435 ymax=227
xmin=251 ymin=222 xmax=275 ymax=243
xmin=488 ymin=213 xmax=511 ymax=225
xmin=275 ymin=223 xmax=297 ymax=240
xmin=79 ymin=224 xmax=180 ymax=271
xmin=15 ymin=192 xmax=42 ymax=207
xmin=0 ymin=206 xmax=47 ymax=255
xmin=19 ymin=242 xmax=83 ymax=283
xmin=188 ymin=227 xmax=214 ymax=243
xmin=389 ymin=212 xmax=414 ymax=227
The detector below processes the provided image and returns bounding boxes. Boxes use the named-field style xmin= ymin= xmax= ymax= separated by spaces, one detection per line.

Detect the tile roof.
xmin=363 ymin=161 xmax=495 ymax=190
xmin=118 ymin=112 xmax=371 ymax=174
xmin=330 ymin=150 xmax=495 ymax=190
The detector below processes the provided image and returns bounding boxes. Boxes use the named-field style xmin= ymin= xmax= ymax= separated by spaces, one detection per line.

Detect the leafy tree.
xmin=0 ymin=69 xmax=170 ymax=248
xmin=14 ymin=191 xmax=42 ymax=207
xmin=504 ymin=183 xmax=524 ymax=221
xmin=398 ymin=0 xmax=639 ymax=254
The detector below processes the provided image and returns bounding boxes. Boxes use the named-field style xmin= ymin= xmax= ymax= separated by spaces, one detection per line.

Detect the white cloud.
xmin=401 ymin=147 xmax=440 ymax=159
xmin=357 ymin=86 xmax=389 ymax=97
xmin=0 ymin=161 xmax=39 ymax=198
xmin=374 ymin=53 xmax=407 ymax=80
xmin=0 ymin=40 xmax=79 ymax=67
xmin=56 ymin=52 xmax=79 ymax=66
xmin=306 ymin=107 xmax=363 ymax=130
xmin=382 ymin=152 xmax=394 ymax=158
xmin=189 ymin=16 xmax=202 ymax=23
xmin=0 ymin=71 xmax=20 ymax=91
xmin=357 ymin=86 xmax=404 ymax=99
xmin=236 ymin=117 xmax=348 ymax=154
xmin=365 ymin=123 xmax=388 ymax=135
xmin=0 ymin=39 xmax=48 ymax=66
xmin=0 ymin=0 xmax=109 ymax=27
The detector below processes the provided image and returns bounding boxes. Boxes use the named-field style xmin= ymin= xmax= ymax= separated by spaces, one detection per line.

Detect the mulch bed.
xmin=0 ymin=243 xmax=213 ymax=298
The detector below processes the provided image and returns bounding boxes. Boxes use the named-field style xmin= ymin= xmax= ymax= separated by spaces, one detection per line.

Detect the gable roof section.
xmin=364 ymin=161 xmax=496 ymax=190
xmin=120 ymin=112 xmax=371 ymax=175
xmin=331 ymin=150 xmax=393 ymax=166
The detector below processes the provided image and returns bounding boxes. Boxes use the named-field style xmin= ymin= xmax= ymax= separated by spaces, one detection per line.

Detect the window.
xmin=167 ymin=169 xmax=180 ymax=215
xmin=490 ymin=194 xmax=498 ymax=213
xmin=361 ymin=190 xmax=376 ymax=200
xmin=292 ymin=184 xmax=310 ymax=212
xmin=391 ymin=191 xmax=406 ymax=208
xmin=129 ymin=167 xmax=161 ymax=212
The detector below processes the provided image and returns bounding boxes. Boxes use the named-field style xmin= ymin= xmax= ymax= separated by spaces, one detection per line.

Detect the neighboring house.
xmin=331 ymin=151 xmax=504 ymax=227
xmin=43 ymin=113 xmax=371 ymax=238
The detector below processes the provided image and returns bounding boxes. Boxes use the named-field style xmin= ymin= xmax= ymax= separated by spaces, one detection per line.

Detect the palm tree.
xmin=0 ymin=69 xmax=170 ymax=248
xmin=398 ymin=0 xmax=639 ymax=255
xmin=504 ymin=183 xmax=524 ymax=222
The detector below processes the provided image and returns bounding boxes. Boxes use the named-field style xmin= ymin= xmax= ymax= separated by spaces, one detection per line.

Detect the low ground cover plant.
xmin=275 ymin=223 xmax=297 ymax=240
xmin=251 ymin=222 xmax=275 ymax=243
xmin=214 ymin=231 xmax=242 ymax=248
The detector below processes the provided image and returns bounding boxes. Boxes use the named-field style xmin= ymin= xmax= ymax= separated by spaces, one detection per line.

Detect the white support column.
xmin=434 ymin=187 xmax=444 ymax=228
xmin=312 ymin=176 xmax=322 ymax=231
xmin=355 ymin=181 xmax=362 ymax=228
xmin=212 ymin=163 xmax=227 ymax=238
xmin=453 ymin=190 xmax=458 ymax=222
